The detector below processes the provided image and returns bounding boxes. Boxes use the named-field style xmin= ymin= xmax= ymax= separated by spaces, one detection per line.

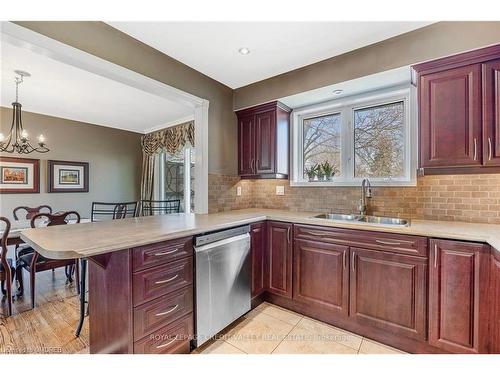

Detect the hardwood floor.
xmin=0 ymin=268 xmax=88 ymax=354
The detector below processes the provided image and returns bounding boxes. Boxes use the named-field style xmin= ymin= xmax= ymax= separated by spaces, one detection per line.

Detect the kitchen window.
xmin=291 ymin=86 xmax=416 ymax=186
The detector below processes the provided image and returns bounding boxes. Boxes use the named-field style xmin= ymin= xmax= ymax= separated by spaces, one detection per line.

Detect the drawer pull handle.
xmin=155 ymin=335 xmax=178 ymax=349
xmin=287 ymin=227 xmax=291 ymax=243
xmin=489 ymin=137 xmax=493 ymax=161
xmin=343 ymin=251 xmax=346 ymax=270
xmin=434 ymin=244 xmax=438 ymax=268
xmin=155 ymin=274 xmax=179 ymax=284
xmin=302 ymin=230 xmax=330 ymax=237
xmin=155 ymin=304 xmax=179 ymax=317
xmin=154 ymin=248 xmax=179 ymax=256
xmin=473 ymin=138 xmax=477 ymax=161
xmin=352 ymin=251 xmax=356 ymax=271
xmin=375 ymin=239 xmax=402 ymax=246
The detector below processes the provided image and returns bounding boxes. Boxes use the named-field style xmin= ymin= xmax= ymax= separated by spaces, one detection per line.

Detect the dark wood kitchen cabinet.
xmin=412 ymin=44 xmax=500 ymax=174
xmin=483 ymin=58 xmax=500 ymax=166
xmin=267 ymin=221 xmax=293 ymax=298
xmin=418 ymin=64 xmax=482 ymax=169
xmin=250 ymin=222 xmax=266 ymax=297
xmin=236 ymin=101 xmax=291 ymax=179
xmin=238 ymin=114 xmax=255 ymax=175
xmin=428 ymin=239 xmax=490 ymax=353
xmin=349 ymin=247 xmax=427 ymax=341
xmin=293 ymin=239 xmax=349 ymax=315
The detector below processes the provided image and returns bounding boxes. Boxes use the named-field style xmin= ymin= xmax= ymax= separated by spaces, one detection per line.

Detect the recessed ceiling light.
xmin=333 ymin=89 xmax=343 ymax=95
xmin=238 ymin=47 xmax=250 ymax=55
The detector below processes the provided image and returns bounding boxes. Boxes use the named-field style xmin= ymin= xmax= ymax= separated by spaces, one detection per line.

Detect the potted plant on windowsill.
xmin=304 ymin=164 xmax=319 ymax=182
xmin=321 ymin=161 xmax=337 ymax=181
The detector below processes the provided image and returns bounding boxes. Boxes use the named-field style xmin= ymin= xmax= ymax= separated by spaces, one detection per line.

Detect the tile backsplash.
xmin=208 ymin=173 xmax=500 ymax=224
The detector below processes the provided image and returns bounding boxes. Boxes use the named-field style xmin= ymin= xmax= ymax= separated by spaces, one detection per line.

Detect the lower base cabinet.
xmin=293 ymin=239 xmax=349 ymax=315
xmin=349 ymin=247 xmax=427 ymax=341
xmin=267 ymin=221 xmax=293 ymax=298
xmin=429 ymin=239 xmax=490 ymax=354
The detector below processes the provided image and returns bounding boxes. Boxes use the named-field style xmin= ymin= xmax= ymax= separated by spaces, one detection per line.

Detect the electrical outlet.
xmin=236 ymin=186 xmax=242 ymax=196
xmin=276 ymin=186 xmax=285 ymax=195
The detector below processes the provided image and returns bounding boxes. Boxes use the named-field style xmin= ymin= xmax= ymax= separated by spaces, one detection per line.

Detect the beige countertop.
xmin=20 ymin=208 xmax=500 ymax=260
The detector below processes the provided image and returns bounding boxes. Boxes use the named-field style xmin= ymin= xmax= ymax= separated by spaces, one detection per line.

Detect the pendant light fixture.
xmin=0 ymin=70 xmax=49 ymax=154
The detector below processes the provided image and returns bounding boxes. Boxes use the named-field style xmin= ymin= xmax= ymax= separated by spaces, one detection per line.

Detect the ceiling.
xmin=1 ymin=41 xmax=194 ymax=133
xmin=280 ymin=66 xmax=411 ymax=109
xmin=108 ymin=21 xmax=433 ymax=89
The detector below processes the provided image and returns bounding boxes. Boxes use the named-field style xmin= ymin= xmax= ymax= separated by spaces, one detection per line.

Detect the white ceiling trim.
xmin=1 ymin=22 xmax=207 ymax=133
xmin=144 ymin=114 xmax=195 ymax=134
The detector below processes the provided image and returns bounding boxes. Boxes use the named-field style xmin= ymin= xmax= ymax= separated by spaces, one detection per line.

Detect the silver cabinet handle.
xmin=154 ymin=248 xmax=179 ymax=256
xmin=434 ymin=244 xmax=438 ymax=268
xmin=301 ymin=230 xmax=330 ymax=237
xmin=375 ymin=239 xmax=402 ymax=246
xmin=343 ymin=251 xmax=347 ymax=270
xmin=352 ymin=251 xmax=356 ymax=271
xmin=489 ymin=137 xmax=493 ymax=161
xmin=287 ymin=227 xmax=291 ymax=243
xmin=473 ymin=138 xmax=477 ymax=160
xmin=155 ymin=274 xmax=179 ymax=285
xmin=155 ymin=304 xmax=179 ymax=317
xmin=155 ymin=335 xmax=178 ymax=349
xmin=251 ymin=159 xmax=255 ymax=173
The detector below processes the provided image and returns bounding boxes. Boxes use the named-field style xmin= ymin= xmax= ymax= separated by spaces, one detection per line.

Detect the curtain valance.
xmin=141 ymin=121 xmax=194 ymax=156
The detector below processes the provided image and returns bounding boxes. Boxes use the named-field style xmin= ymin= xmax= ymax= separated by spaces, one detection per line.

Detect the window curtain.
xmin=140 ymin=121 xmax=194 ymax=201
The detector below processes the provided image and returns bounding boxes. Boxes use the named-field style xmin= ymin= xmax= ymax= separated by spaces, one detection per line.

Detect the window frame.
xmin=290 ymin=84 xmax=417 ymax=187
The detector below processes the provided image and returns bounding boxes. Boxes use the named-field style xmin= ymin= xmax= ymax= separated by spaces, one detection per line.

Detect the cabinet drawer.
xmin=133 ymin=314 xmax=193 ymax=354
xmin=294 ymin=224 xmax=427 ymax=257
xmin=133 ymin=236 xmax=193 ymax=272
xmin=133 ymin=257 xmax=193 ymax=307
xmin=134 ymin=286 xmax=193 ymax=340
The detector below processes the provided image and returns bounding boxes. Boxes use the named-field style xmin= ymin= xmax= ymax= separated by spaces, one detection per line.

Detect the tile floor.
xmin=195 ymin=302 xmax=406 ymax=354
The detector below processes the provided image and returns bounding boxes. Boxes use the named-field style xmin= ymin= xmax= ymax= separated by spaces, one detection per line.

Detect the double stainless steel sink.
xmin=312 ymin=213 xmax=410 ymax=226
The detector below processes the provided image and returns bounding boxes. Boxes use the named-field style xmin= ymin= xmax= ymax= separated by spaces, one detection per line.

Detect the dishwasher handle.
xmin=194 ymin=233 xmax=250 ymax=253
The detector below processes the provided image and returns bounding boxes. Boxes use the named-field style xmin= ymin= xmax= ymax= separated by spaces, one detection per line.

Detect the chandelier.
xmin=0 ymin=70 xmax=49 ymax=154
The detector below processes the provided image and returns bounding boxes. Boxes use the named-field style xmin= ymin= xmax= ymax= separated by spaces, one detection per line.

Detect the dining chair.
xmin=75 ymin=201 xmax=137 ymax=337
xmin=140 ymin=199 xmax=181 ymax=216
xmin=13 ymin=205 xmax=53 ymax=260
xmin=0 ymin=217 xmax=15 ymax=317
xmin=91 ymin=201 xmax=138 ymax=221
xmin=15 ymin=211 xmax=81 ymax=309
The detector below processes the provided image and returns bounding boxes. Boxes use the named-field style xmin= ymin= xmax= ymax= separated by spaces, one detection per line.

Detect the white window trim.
xmin=290 ymin=84 xmax=417 ymax=187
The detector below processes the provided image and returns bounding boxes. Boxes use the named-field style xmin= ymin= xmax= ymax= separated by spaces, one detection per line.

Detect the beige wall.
xmin=0 ymin=107 xmax=142 ymax=220
xmin=233 ymin=21 xmax=500 ymax=110
xmin=14 ymin=21 xmax=237 ymax=176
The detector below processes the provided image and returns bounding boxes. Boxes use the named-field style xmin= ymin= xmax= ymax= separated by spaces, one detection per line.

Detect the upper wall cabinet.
xmin=412 ymin=44 xmax=500 ymax=175
xmin=235 ymin=101 xmax=291 ymax=179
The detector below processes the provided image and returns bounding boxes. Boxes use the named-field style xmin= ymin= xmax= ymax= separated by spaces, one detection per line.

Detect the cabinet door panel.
xmin=255 ymin=110 xmax=276 ymax=174
xmin=483 ymin=59 xmax=500 ymax=166
xmin=429 ymin=239 xmax=489 ymax=353
xmin=349 ymin=247 xmax=427 ymax=341
xmin=293 ymin=239 xmax=349 ymax=315
xmin=238 ymin=114 xmax=255 ymax=175
xmin=419 ymin=64 xmax=482 ymax=168
xmin=250 ymin=222 xmax=266 ymax=297
xmin=267 ymin=221 xmax=292 ymax=298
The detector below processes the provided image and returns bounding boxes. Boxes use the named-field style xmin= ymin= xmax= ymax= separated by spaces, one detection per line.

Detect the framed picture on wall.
xmin=48 ymin=160 xmax=89 ymax=193
xmin=0 ymin=156 xmax=40 ymax=194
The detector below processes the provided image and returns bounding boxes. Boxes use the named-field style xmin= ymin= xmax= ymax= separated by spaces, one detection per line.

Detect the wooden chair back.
xmin=13 ymin=205 xmax=52 ymax=220
xmin=30 ymin=211 xmax=81 ymax=228
xmin=0 ymin=217 xmax=10 ymax=267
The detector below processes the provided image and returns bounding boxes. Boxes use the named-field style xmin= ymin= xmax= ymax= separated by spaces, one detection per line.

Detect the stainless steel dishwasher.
xmin=194 ymin=225 xmax=251 ymax=347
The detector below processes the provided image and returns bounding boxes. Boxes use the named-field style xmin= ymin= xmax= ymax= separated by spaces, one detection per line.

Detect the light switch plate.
xmin=276 ymin=186 xmax=285 ymax=195
xmin=236 ymin=186 xmax=242 ymax=196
